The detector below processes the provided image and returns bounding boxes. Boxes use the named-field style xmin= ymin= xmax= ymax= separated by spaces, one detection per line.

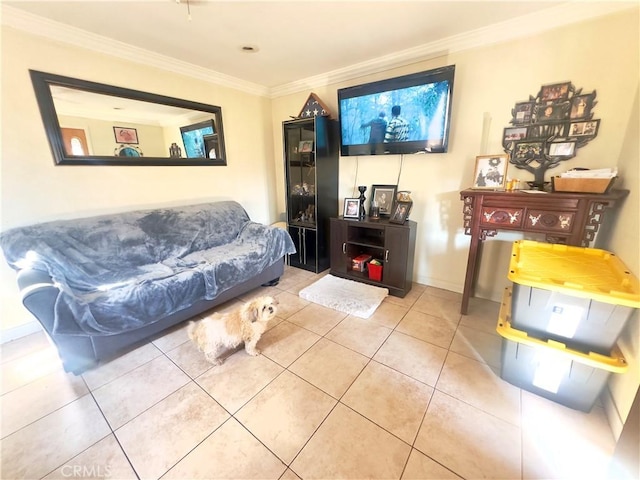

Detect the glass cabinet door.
xmin=285 ymin=120 xmax=316 ymax=228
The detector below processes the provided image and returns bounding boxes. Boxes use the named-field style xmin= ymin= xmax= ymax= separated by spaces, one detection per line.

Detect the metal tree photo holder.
xmin=503 ymin=82 xmax=599 ymax=190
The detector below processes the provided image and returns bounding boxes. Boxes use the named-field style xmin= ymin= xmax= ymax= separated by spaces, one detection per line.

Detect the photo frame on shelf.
xmin=299 ymin=140 xmax=313 ymax=153
xmin=113 ymin=127 xmax=138 ymax=144
xmin=370 ymin=184 xmax=397 ymax=216
xmin=389 ymin=201 xmax=412 ymax=224
xmin=343 ymin=198 xmax=360 ymax=219
xmin=472 ymin=154 xmax=509 ymax=189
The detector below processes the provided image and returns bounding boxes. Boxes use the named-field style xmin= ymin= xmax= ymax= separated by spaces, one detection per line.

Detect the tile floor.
xmin=1 ymin=266 xmax=618 ymax=479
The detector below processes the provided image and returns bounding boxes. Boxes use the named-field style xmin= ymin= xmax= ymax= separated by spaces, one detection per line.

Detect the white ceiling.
xmin=2 ymin=1 xmax=634 ymax=96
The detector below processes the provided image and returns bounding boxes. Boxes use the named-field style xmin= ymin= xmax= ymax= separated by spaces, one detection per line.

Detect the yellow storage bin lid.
xmin=508 ymin=240 xmax=640 ymax=308
xmin=497 ymin=287 xmax=628 ymax=373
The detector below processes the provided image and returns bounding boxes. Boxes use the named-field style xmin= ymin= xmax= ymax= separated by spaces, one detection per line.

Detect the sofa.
xmin=0 ymin=201 xmax=296 ymax=374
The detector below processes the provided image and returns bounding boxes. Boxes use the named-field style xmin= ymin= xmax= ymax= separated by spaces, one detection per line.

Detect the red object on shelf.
xmin=368 ymin=263 xmax=383 ymax=281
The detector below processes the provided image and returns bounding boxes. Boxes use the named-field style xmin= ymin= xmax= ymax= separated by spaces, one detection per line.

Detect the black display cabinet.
xmin=283 ymin=116 xmax=339 ymax=273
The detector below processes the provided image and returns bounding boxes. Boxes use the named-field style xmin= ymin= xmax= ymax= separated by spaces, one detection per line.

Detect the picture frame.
xmin=534 ymin=103 xmax=568 ymax=123
xmin=180 ymin=119 xmax=215 ymax=158
xmin=548 ymin=141 xmax=577 ymax=158
xmin=539 ymin=82 xmax=571 ymax=102
xmin=113 ymin=127 xmax=138 ymax=144
xmin=570 ymin=94 xmax=594 ymax=119
xmin=299 ymin=140 xmax=314 ymax=153
xmin=389 ymin=200 xmax=412 ymax=224
xmin=472 ymin=154 xmax=509 ymax=189
xmin=568 ymin=120 xmax=600 ymax=137
xmin=343 ymin=198 xmax=361 ymax=219
xmin=370 ymin=184 xmax=397 ymax=216
xmin=512 ymin=101 xmax=534 ymax=124
xmin=503 ymin=127 xmax=528 ymax=143
xmin=513 ymin=141 xmax=544 ymax=161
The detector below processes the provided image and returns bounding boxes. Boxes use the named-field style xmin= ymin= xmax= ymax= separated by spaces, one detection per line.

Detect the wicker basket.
xmin=551 ymin=176 xmax=616 ymax=194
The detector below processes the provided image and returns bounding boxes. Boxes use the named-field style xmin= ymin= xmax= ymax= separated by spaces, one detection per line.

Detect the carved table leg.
xmin=461 ymin=233 xmax=481 ymax=315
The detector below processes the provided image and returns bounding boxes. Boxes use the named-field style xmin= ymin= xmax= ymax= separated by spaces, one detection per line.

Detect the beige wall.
xmin=1 ymin=8 xmax=638 ymax=437
xmin=272 ymin=9 xmax=640 ymax=435
xmin=0 ymin=27 xmax=278 ymax=333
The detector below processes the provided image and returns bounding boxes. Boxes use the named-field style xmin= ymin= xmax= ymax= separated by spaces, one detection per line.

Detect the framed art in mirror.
xmin=29 ymin=70 xmax=227 ymax=166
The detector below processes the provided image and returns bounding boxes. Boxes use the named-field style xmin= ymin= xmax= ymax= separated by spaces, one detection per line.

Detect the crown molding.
xmin=2 ymin=2 xmax=635 ymax=100
xmin=269 ymin=1 xmax=637 ymax=98
xmin=1 ymin=5 xmax=270 ymax=97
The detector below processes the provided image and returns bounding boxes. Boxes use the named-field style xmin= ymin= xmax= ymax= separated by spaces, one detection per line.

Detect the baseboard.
xmin=0 ymin=321 xmax=43 ymax=344
xmin=603 ymin=385 xmax=624 ymax=441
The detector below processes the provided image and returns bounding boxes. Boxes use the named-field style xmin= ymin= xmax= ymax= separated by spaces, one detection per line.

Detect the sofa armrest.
xmin=16 ymin=269 xmax=59 ymax=332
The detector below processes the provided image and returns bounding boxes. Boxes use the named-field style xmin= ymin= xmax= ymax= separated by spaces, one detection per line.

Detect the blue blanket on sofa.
xmin=0 ymin=201 xmax=296 ymax=336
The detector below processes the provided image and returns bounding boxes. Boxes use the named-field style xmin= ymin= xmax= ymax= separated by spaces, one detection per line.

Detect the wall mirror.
xmin=29 ymin=70 xmax=227 ymax=166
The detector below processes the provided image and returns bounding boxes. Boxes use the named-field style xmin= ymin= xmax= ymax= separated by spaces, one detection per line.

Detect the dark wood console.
xmin=330 ymin=217 xmax=417 ymax=297
xmin=460 ymin=188 xmax=629 ymax=314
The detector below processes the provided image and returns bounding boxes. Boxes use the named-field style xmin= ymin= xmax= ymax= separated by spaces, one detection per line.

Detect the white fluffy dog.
xmin=187 ymin=296 xmax=278 ymax=365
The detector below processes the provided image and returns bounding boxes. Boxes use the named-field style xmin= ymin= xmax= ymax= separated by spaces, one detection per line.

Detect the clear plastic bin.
xmin=497 ymin=287 xmax=628 ymax=412
xmin=508 ymin=240 xmax=639 ymax=354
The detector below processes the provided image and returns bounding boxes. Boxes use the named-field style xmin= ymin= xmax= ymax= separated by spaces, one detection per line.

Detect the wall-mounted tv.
xmin=180 ymin=119 xmax=215 ymax=158
xmin=338 ymin=65 xmax=455 ymax=156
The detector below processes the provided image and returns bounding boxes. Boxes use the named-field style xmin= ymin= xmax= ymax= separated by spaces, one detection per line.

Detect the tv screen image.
xmin=338 ymin=65 xmax=455 ymax=156
xmin=180 ymin=119 xmax=215 ymax=158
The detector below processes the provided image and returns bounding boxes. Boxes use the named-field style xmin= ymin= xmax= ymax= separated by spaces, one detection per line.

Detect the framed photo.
xmin=370 ymin=184 xmax=397 ymax=216
xmin=299 ymin=140 xmax=313 ymax=153
xmin=548 ymin=141 xmax=576 ymax=158
xmin=568 ymin=120 xmax=600 ymax=137
xmin=389 ymin=201 xmax=412 ymax=224
xmin=180 ymin=119 xmax=215 ymax=158
xmin=472 ymin=154 xmax=508 ymax=189
xmin=570 ymin=94 xmax=594 ymax=119
xmin=503 ymin=127 xmax=528 ymax=143
xmin=539 ymin=82 xmax=571 ymax=102
xmin=113 ymin=127 xmax=138 ymax=144
xmin=534 ymin=103 xmax=568 ymax=123
xmin=513 ymin=102 xmax=534 ymax=124
xmin=343 ymin=198 xmax=360 ymax=219
xmin=513 ymin=141 xmax=544 ymax=161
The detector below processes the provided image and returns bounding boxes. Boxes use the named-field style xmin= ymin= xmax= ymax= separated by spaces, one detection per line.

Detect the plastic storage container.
xmin=497 ymin=287 xmax=628 ymax=412
xmin=507 ymin=240 xmax=640 ymax=354
xmin=368 ymin=262 xmax=383 ymax=281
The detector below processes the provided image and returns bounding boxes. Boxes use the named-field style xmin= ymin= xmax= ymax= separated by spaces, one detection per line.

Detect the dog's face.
xmin=250 ymin=296 xmax=279 ymax=323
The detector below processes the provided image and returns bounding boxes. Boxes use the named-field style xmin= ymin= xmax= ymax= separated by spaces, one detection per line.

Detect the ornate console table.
xmin=459 ymin=188 xmax=629 ymax=314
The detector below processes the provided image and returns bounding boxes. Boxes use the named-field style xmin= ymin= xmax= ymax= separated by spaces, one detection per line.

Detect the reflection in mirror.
xmin=30 ymin=70 xmax=227 ymax=166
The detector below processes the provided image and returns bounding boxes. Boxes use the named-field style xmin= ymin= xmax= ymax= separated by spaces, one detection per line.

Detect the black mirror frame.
xmin=29 ymin=70 xmax=228 ymax=166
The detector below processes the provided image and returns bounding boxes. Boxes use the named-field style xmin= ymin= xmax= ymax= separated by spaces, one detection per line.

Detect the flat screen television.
xmin=180 ymin=119 xmax=215 ymax=158
xmin=338 ymin=65 xmax=455 ymax=156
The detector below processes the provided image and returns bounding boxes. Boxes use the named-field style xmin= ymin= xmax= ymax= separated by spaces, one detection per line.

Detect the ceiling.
xmin=2 ymin=1 xmax=633 ymax=96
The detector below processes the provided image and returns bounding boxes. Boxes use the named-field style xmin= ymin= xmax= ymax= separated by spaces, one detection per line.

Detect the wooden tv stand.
xmin=330 ymin=217 xmax=417 ymax=297
xmin=459 ymin=188 xmax=629 ymax=315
